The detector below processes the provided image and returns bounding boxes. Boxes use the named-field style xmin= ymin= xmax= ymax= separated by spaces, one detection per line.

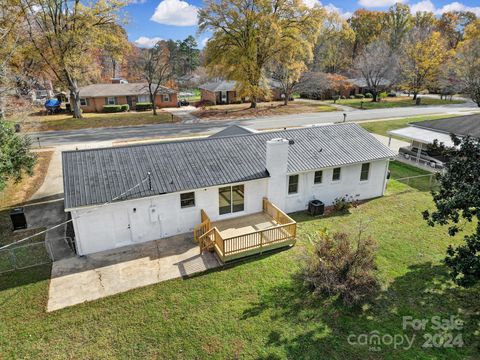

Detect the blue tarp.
xmin=44 ymin=98 xmax=61 ymax=109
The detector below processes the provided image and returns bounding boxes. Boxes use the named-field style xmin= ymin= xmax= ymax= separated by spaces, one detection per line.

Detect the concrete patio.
xmin=47 ymin=234 xmax=220 ymax=312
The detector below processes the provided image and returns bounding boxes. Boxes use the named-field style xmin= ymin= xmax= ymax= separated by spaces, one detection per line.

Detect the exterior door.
xmin=129 ymin=206 xmax=162 ymax=243
xmin=126 ymin=96 xmax=133 ymax=108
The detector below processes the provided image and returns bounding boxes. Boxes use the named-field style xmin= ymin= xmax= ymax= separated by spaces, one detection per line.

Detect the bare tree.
xmin=140 ymin=41 xmax=175 ymax=115
xmin=355 ymin=40 xmax=396 ymax=102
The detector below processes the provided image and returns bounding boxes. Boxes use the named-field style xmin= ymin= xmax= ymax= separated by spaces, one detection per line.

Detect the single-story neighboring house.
xmin=62 ymin=123 xmax=394 ymax=259
xmin=198 ymin=79 xmax=284 ymax=105
xmin=389 ymin=114 xmax=480 ymax=149
xmin=345 ymin=78 xmax=390 ymax=97
xmin=77 ymin=81 xmax=177 ymax=112
xmin=388 ymin=114 xmax=480 ymax=168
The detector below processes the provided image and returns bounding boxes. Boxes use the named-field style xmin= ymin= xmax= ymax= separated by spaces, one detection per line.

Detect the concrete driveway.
xmin=47 ymin=234 xmax=220 ymax=311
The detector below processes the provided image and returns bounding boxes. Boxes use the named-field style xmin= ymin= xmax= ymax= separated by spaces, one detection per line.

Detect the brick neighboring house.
xmin=199 ymin=79 xmax=284 ymax=105
xmin=77 ymin=81 xmax=177 ymax=112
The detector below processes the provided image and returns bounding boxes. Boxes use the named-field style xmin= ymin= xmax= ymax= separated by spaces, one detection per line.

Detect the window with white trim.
xmin=314 ymin=170 xmax=323 ymax=184
xmin=162 ymin=94 xmax=170 ymax=102
xmin=106 ymin=97 xmax=116 ymax=105
xmin=288 ymin=175 xmax=299 ymax=194
xmin=332 ymin=167 xmax=341 ymax=181
xmin=80 ymin=98 xmax=88 ymax=106
xmin=137 ymin=94 xmax=149 ymax=103
xmin=360 ymin=163 xmax=370 ymax=181
xmin=180 ymin=192 xmax=195 ymax=208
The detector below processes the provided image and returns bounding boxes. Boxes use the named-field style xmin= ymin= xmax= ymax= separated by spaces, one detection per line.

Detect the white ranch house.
xmin=62 ymin=123 xmax=395 ymax=261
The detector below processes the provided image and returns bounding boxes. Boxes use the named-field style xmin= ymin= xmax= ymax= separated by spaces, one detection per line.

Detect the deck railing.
xmin=193 ymin=209 xmax=211 ymax=242
xmin=196 ymin=198 xmax=296 ymax=262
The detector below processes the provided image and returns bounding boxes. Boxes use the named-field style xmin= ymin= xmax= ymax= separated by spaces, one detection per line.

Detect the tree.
xmin=349 ymin=9 xmax=386 ymax=58
xmin=423 ymin=135 xmax=480 ymax=287
xmin=437 ymin=11 xmax=477 ymax=49
xmin=312 ymin=12 xmax=355 ymax=73
xmin=199 ymin=0 xmax=324 ymax=108
xmin=0 ymin=1 xmax=25 ymax=119
xmin=0 ymin=121 xmax=36 ymax=192
xmin=21 ymin=0 xmax=127 ymax=118
xmin=412 ymin=10 xmax=437 ymax=35
xmin=355 ymin=40 xmax=395 ymax=102
xmin=384 ymin=3 xmax=412 ymax=51
xmin=140 ymin=41 xmax=175 ymax=115
xmin=268 ymin=61 xmax=305 ymax=105
xmin=454 ymin=20 xmax=480 ymax=107
xmin=400 ymin=31 xmax=448 ymax=99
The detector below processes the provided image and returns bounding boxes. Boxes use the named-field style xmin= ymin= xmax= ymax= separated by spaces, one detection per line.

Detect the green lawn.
xmin=14 ymin=111 xmax=179 ymax=133
xmin=359 ymin=114 xmax=460 ymax=138
xmin=331 ymin=96 xmax=464 ymax=110
xmin=0 ymin=163 xmax=478 ymax=359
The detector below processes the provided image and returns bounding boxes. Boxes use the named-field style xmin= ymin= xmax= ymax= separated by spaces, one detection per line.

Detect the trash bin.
xmin=308 ymin=200 xmax=325 ymax=216
xmin=10 ymin=207 xmax=27 ymax=230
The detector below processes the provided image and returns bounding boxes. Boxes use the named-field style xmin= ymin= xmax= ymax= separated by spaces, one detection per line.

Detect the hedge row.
xmin=103 ymin=104 xmax=129 ymax=113
xmin=135 ymin=102 xmax=153 ymax=111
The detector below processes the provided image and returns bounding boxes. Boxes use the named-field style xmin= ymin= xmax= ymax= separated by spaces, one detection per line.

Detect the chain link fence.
xmin=392 ymin=174 xmax=439 ymax=192
xmin=0 ymin=237 xmax=72 ymax=274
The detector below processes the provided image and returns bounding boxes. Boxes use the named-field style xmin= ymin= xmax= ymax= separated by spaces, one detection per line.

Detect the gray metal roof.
xmin=209 ymin=125 xmax=255 ymax=138
xmin=411 ymin=114 xmax=480 ymax=138
xmin=78 ymin=83 xmax=176 ymax=98
xmin=62 ymin=123 xmax=395 ymax=209
xmin=198 ymin=80 xmax=237 ymax=92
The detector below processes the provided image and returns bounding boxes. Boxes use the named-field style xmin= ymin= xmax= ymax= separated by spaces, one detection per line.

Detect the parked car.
xmin=399 ymin=146 xmax=445 ymax=169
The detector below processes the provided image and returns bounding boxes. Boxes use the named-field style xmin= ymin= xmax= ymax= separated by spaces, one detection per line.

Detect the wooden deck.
xmin=193 ymin=198 xmax=297 ymax=262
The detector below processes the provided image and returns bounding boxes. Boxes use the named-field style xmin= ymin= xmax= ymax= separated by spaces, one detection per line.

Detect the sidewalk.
xmin=164 ymin=105 xmax=200 ymax=124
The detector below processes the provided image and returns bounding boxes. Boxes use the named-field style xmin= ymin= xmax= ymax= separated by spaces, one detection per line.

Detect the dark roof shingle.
xmin=411 ymin=114 xmax=480 ymax=138
xmin=62 ymin=123 xmax=395 ymax=209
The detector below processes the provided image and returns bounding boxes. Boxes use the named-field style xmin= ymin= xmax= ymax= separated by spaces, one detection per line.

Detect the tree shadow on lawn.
xmin=241 ymin=262 xmax=480 ymax=359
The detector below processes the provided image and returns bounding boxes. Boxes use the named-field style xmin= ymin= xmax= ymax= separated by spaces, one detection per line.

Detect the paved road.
xmin=30 ymin=103 xmax=479 ymax=147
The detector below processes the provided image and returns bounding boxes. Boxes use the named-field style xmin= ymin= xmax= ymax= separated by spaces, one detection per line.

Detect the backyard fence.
xmin=0 ymin=237 xmax=72 ymax=274
xmin=391 ymin=174 xmax=439 ymax=192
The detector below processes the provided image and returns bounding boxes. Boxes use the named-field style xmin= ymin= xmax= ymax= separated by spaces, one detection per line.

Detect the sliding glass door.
xmin=219 ymin=185 xmax=244 ymax=215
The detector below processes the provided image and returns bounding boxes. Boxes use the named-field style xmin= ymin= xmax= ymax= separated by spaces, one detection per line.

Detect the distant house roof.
xmin=411 ymin=114 xmax=480 ymax=138
xmin=78 ymin=83 xmax=176 ymax=98
xmin=347 ymin=78 xmax=390 ymax=88
xmin=198 ymin=80 xmax=237 ymax=92
xmin=209 ymin=125 xmax=256 ymax=138
xmin=62 ymin=123 xmax=395 ymax=209
xmin=199 ymin=79 xmax=282 ymax=93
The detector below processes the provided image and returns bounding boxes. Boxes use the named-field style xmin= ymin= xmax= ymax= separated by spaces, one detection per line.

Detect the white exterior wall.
xmin=71 ymin=178 xmax=268 ymax=255
xmin=71 ymin=158 xmax=390 ymax=256
xmin=284 ymin=160 xmax=389 ymax=213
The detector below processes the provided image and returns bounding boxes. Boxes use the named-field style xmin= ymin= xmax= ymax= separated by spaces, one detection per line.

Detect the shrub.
xmin=195 ymin=99 xmax=215 ymax=108
xmin=379 ymin=91 xmax=388 ymax=99
xmin=135 ymin=102 xmax=153 ymax=111
xmin=121 ymin=104 xmax=129 ymax=112
xmin=332 ymin=195 xmax=358 ymax=212
xmin=349 ymin=95 xmax=355 ymax=99
xmin=387 ymin=92 xmax=397 ymax=97
xmin=354 ymin=94 xmax=365 ymax=99
xmin=103 ymin=105 xmax=122 ymax=113
xmin=364 ymin=93 xmax=373 ymax=98
xmin=303 ymin=225 xmax=379 ymax=306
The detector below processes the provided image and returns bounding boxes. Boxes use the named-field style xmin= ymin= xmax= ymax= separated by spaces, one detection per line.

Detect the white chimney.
xmin=266 ymin=138 xmax=290 ymax=210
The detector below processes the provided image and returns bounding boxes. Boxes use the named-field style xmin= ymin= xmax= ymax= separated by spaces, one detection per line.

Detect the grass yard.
xmin=0 ymin=163 xmax=479 ymax=359
xmin=15 ymin=111 xmax=179 ymax=133
xmin=359 ymin=114 xmax=460 ymax=139
xmin=330 ymin=96 xmax=465 ymax=110
xmin=193 ymin=100 xmax=336 ymax=120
